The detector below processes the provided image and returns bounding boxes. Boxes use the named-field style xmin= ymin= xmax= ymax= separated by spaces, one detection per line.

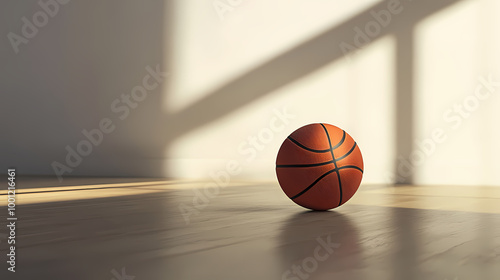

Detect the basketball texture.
xmin=276 ymin=123 xmax=363 ymax=210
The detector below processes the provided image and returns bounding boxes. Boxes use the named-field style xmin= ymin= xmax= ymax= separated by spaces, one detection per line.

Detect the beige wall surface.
xmin=1 ymin=0 xmax=500 ymax=185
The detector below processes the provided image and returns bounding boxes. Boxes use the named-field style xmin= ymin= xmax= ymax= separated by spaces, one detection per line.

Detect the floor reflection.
xmin=278 ymin=211 xmax=364 ymax=280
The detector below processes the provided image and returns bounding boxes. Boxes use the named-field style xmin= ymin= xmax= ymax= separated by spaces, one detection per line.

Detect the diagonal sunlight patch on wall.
xmin=158 ymin=0 xmax=472 ymax=185
xmin=164 ymin=0 xmax=382 ymax=114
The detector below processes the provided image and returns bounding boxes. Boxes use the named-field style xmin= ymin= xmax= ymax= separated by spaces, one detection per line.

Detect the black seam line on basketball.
xmin=286 ymin=136 xmax=331 ymax=153
xmin=331 ymin=130 xmax=346 ymax=150
xmin=276 ymin=160 xmax=335 ymax=168
xmin=290 ymin=168 xmax=337 ymax=200
xmin=289 ymin=165 xmax=363 ymax=200
xmin=335 ymin=142 xmax=357 ymax=161
xmin=320 ymin=123 xmax=343 ymax=207
xmin=337 ymin=165 xmax=364 ymax=173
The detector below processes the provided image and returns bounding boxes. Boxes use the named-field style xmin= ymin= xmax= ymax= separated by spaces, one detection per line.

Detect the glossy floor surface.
xmin=0 ymin=177 xmax=499 ymax=280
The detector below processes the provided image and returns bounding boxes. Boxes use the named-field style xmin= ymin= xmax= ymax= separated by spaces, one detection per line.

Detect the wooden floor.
xmin=0 ymin=177 xmax=499 ymax=279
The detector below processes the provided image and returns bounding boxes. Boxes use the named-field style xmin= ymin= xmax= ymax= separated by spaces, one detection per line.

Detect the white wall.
xmin=167 ymin=0 xmax=500 ymax=186
xmin=2 ymin=0 xmax=500 ymax=185
xmin=413 ymin=0 xmax=500 ymax=185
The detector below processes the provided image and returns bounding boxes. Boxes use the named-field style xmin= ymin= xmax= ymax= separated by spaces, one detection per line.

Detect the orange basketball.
xmin=276 ymin=123 xmax=364 ymax=210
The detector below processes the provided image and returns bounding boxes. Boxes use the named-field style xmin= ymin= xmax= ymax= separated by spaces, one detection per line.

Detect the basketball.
xmin=276 ymin=123 xmax=364 ymax=210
